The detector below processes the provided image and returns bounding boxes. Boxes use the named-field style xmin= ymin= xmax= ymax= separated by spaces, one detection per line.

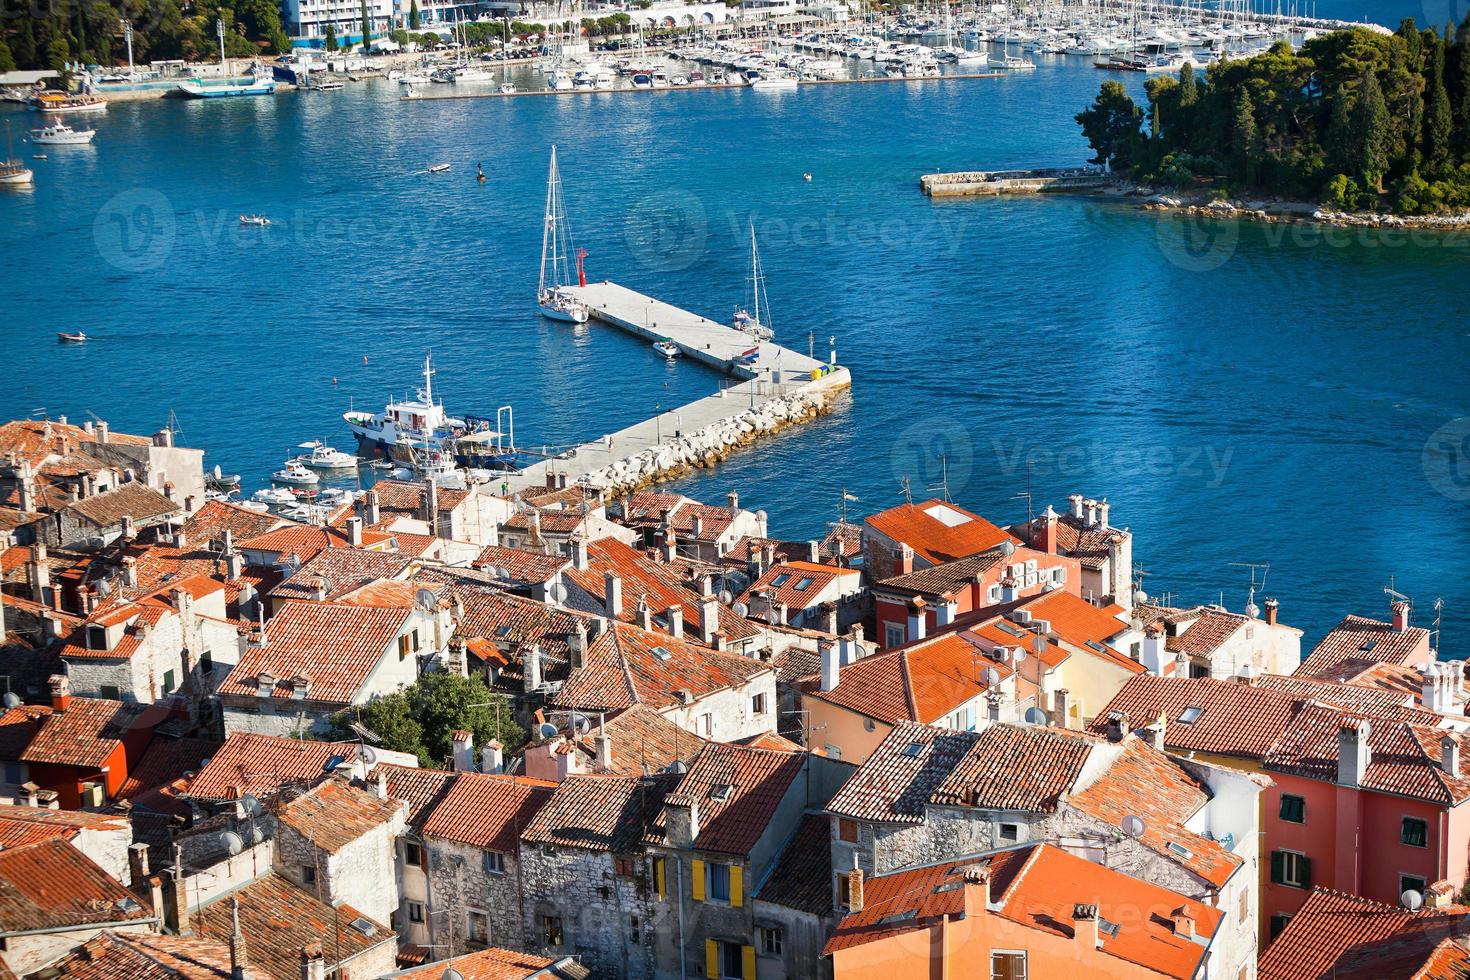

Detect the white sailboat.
xmin=538 ymin=145 xmax=590 ymax=323
xmin=731 ymin=222 xmax=775 ymax=340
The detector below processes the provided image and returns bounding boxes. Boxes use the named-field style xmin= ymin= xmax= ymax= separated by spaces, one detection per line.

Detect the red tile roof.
xmin=277 ymin=777 xmax=404 ymax=853
xmin=740 ymin=560 xmax=857 ymax=611
xmin=183 ymin=500 xmax=287 ymax=541
xmin=799 ymin=633 xmax=1011 ymax=725
xmin=1019 ymin=589 xmax=1130 ymax=647
xmin=546 ymin=704 xmax=709 ymax=778
xmin=1254 ymin=673 xmax=1440 ymax=723
xmin=0 ymin=808 xmax=129 ymax=850
xmin=1299 ymin=614 xmax=1432 ymax=680
xmin=652 ymin=743 xmax=806 ymax=856
xmin=0 ymin=839 xmax=152 ymax=932
xmin=1091 ymin=675 xmax=1305 ymax=759
xmin=7 ymin=697 xmax=146 ymax=769
xmin=521 ymin=773 xmax=677 ymax=853
xmin=1134 ymin=603 xmax=1250 ymax=657
xmin=116 ymin=736 xmax=220 ymax=812
xmin=217 ymin=600 xmax=411 ymax=704
xmin=42 ymin=930 xmax=273 ymax=980
xmin=418 ymin=772 xmax=553 ymax=851
xmin=826 ymin=844 xmax=1222 ymax=979
xmin=267 ymin=548 xmax=412 ymax=602
xmin=389 ymin=946 xmax=572 ymax=980
xmin=1258 ymin=888 xmax=1470 ymax=980
xmin=755 ymin=813 xmax=835 ymax=915
xmin=864 ymin=499 xmax=1015 ymax=565
xmin=65 ymin=482 xmax=179 ymax=528
xmin=378 ymin=763 xmax=457 ymax=828
xmin=237 ymin=524 xmax=392 ymax=564
xmin=182 ymin=732 xmax=359 ymax=801
xmin=472 ymin=545 xmax=570 ymax=584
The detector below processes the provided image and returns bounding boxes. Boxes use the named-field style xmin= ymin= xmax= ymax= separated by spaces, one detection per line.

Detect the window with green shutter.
xmin=1278 ymin=794 xmax=1305 ymax=823
xmin=1270 ymin=850 xmax=1310 ymax=889
xmin=1402 ymin=817 xmax=1428 ymax=848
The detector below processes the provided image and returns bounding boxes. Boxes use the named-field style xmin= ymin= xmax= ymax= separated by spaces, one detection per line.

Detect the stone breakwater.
xmin=1138 ymin=193 xmax=1470 ymax=231
xmin=579 ymin=380 xmax=846 ymax=496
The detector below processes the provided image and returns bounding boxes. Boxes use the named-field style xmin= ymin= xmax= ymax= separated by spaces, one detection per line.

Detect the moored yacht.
xmin=538 ymin=145 xmax=590 ymax=323
xmin=343 ymin=354 xmax=467 ymax=462
xmin=29 ymin=122 xmax=96 ymax=145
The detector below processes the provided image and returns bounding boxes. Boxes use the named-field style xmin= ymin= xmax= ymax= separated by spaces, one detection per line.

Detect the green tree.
xmin=14 ymin=17 xmax=37 ymax=71
xmin=408 ymin=0 xmax=419 ymax=29
xmin=1351 ymin=69 xmax=1390 ymax=190
xmin=1425 ymin=37 xmax=1453 ymax=171
xmin=1454 ymin=22 xmax=1470 ymax=160
xmin=1231 ymin=88 xmax=1259 ymax=185
xmin=1075 ymin=80 xmax=1143 ymax=171
xmin=331 ymin=673 xmax=524 ymax=768
xmin=324 ymin=22 xmax=337 ymax=51
xmin=359 ymin=0 xmax=371 ymax=51
xmin=0 ymin=41 xmax=15 ymax=73
xmin=45 ymin=35 xmax=69 ymax=72
xmin=1179 ymin=61 xmax=1198 ymax=108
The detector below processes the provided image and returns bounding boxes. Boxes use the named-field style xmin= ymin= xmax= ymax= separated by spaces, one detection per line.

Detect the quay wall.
xmin=921 ymin=168 xmax=1114 ymax=197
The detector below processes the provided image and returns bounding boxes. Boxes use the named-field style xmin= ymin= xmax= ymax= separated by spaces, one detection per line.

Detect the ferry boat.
xmin=343 ymin=354 xmax=465 ymax=462
xmin=538 ymin=145 xmax=590 ymax=323
xmin=30 ymin=91 xmax=108 ymax=114
xmin=175 ymin=72 xmax=276 ymax=98
xmin=29 ymin=123 xmax=96 ymax=145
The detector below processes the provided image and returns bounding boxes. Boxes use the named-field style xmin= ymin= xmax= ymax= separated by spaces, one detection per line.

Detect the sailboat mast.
xmin=749 ymin=223 xmax=760 ymax=329
xmin=540 ymin=146 xmax=558 ymax=295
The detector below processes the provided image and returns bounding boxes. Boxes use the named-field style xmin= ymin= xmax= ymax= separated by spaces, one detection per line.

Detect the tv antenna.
xmin=1431 ymin=597 xmax=1445 ymax=653
xmin=927 ymin=455 xmax=952 ymax=504
xmin=1228 ymin=562 xmax=1270 ymax=617
xmin=1010 ymin=460 xmax=1034 ymax=526
xmin=898 ymin=474 xmax=912 ymax=506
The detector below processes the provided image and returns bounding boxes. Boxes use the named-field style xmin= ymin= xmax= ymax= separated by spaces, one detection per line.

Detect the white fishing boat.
xmin=295 ymin=441 xmax=358 ymax=469
xmin=30 ymin=91 xmax=108 ymax=114
xmin=56 ymin=331 xmax=87 ymax=343
xmin=239 ymin=214 xmax=271 ymax=227
xmin=315 ymin=487 xmax=354 ymax=507
xmin=750 ymin=70 xmax=799 ymax=90
xmin=0 ymin=123 xmax=31 ymax=186
xmin=652 ymin=339 xmax=680 ymax=359
xmin=309 ymin=76 xmax=344 ymax=91
xmin=28 ymin=122 xmax=96 ymax=145
xmin=538 ymin=145 xmax=590 ymax=324
xmin=732 ymin=222 xmax=776 ymax=340
xmin=271 ymin=460 xmax=319 ymax=486
xmin=251 ymin=487 xmax=298 ymax=506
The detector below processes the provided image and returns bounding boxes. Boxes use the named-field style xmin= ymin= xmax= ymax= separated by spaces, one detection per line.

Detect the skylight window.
xmin=496 ymin=625 xmax=513 ymax=638
xmin=1359 ymin=640 xmax=1377 ymax=652
xmin=877 ymin=910 xmax=918 ymax=925
xmin=900 ymin=742 xmax=924 ymax=759
xmin=1166 ymin=841 xmax=1193 ymax=858
xmin=795 ymin=577 xmax=813 ymax=591
xmin=1178 ymin=706 xmax=1203 ymax=725
xmin=651 ymin=646 xmax=673 ymax=661
xmin=922 ymin=503 xmax=972 ymax=528
xmin=771 ymin=573 xmax=791 ymax=587
xmin=710 ymin=784 xmax=734 ymax=802
xmin=1099 ymin=918 xmax=1121 ymax=939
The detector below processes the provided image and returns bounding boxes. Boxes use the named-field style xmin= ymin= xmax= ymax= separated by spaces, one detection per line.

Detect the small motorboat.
xmin=499 ymin=83 xmax=517 ymax=94
xmin=32 ymin=154 xmax=46 ymax=160
xmin=803 ymin=172 xmax=813 ymax=181
xmin=294 ymin=441 xmax=357 ymax=469
xmin=57 ymin=331 xmax=87 ymax=343
xmin=240 ymin=214 xmax=271 ymax=227
xmin=29 ymin=122 xmax=96 ymax=145
xmin=653 ymin=339 xmax=680 ymax=359
xmin=251 ymin=487 xmax=298 ymax=506
xmin=476 ymin=163 xmax=486 ymax=183
xmin=365 ymin=459 xmax=395 ymax=470
xmin=315 ymin=487 xmax=353 ymax=507
xmin=271 ymin=460 xmax=319 ymax=485
xmin=428 ymin=163 xmax=451 ymax=174
xmin=237 ymin=500 xmax=271 ymax=513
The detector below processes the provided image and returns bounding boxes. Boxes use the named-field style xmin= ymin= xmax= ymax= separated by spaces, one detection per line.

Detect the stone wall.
xmin=423 ymin=836 xmax=527 ymax=956
xmin=517 ymin=843 xmax=661 ymax=977
xmin=276 ymin=811 xmax=403 ymax=927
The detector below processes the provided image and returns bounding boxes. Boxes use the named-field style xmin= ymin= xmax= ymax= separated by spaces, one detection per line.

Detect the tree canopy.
xmin=1076 ymin=21 xmax=1470 ymax=213
xmin=330 ymin=672 xmax=525 ymax=769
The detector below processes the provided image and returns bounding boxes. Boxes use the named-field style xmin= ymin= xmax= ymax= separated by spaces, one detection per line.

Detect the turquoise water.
xmin=4 ymin=22 xmax=1470 ymax=648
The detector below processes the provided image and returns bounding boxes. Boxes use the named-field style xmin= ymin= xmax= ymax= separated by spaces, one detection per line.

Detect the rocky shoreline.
xmin=1122 ymin=187 xmax=1470 ymax=231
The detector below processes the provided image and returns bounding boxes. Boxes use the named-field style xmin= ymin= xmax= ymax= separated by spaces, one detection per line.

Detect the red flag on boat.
xmin=740 ymin=346 xmax=760 ymax=359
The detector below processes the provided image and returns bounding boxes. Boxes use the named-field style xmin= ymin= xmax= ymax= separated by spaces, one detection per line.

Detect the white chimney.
xmin=820 ymin=640 xmax=840 ymax=692
xmin=482 ymin=739 xmax=504 ymax=775
xmin=1096 ymin=499 xmax=1110 ymax=530
xmin=667 ymin=604 xmax=684 ymax=639
xmin=604 ymin=572 xmax=623 ymax=619
xmin=1067 ymin=493 xmax=1084 ymax=520
xmin=1336 ymin=719 xmax=1372 ymax=787
xmin=451 ymin=729 xmax=474 ymax=772
xmin=594 ymin=730 xmax=613 ymax=770
xmin=907 ymin=600 xmax=927 ymax=643
xmin=525 ymin=644 xmax=543 ymax=693
xmin=346 ymin=517 xmax=363 ymax=548
xmin=1443 ymin=736 xmax=1461 ymax=779
xmin=700 ymin=593 xmax=719 ymax=645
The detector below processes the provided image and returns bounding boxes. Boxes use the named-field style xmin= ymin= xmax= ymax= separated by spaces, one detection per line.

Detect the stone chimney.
xmin=363 ymin=491 xmax=380 ymax=526
xmin=167 ymin=845 xmax=190 ymax=935
xmin=1143 ymin=722 xmax=1166 ymax=751
xmin=1052 ymin=688 xmax=1071 ymax=728
xmin=907 ymin=599 xmax=927 ymax=643
xmin=594 ymin=729 xmax=613 ymax=771
xmin=229 ymin=896 xmax=249 ymax=980
xmin=727 ymin=490 xmax=739 ymax=511
xmin=636 ymin=597 xmax=652 ymax=632
xmin=524 ymin=644 xmax=543 ymax=693
xmin=1336 ymin=718 xmax=1372 ymax=787
xmin=691 ymin=514 xmax=704 ymax=541
xmin=1426 ymin=880 xmax=1458 ymax=908
xmin=1141 ymin=623 xmax=1167 ymax=674
xmin=451 ymin=729 xmax=474 ymax=771
xmin=1106 ymin=710 xmax=1129 ymax=742
xmin=962 ymin=867 xmax=990 ymax=918
xmin=1170 ymin=907 xmax=1195 ymax=941
xmin=300 ymin=941 xmax=326 ymax=980
xmin=346 ymin=517 xmax=363 ymax=548
xmin=48 ymin=674 xmax=70 ymax=712
xmin=1067 ymin=493 xmax=1084 ymax=520
xmin=569 ymin=620 xmax=588 ymax=671
xmin=845 ymin=867 xmax=864 ymax=912
xmin=28 ymin=544 xmax=50 ymax=605
xmin=1392 ymin=601 xmax=1411 ymax=633
xmin=571 ymin=533 xmax=589 ymax=571
xmin=1072 ymin=903 xmax=1100 ymax=949
xmin=604 ymin=572 xmax=622 ymax=619
xmin=699 ymin=592 xmax=719 ymax=645
xmin=666 ymin=604 xmax=684 ymax=640
xmin=128 ymin=842 xmax=151 ymax=892
xmin=17 ymin=782 xmax=39 ymax=807
xmin=1443 ymin=735 xmax=1461 ymax=779
xmin=661 ymin=524 xmax=677 ymax=563
xmin=482 ymin=740 xmax=504 ymax=775
xmin=1263 ymin=598 xmax=1279 ymax=626
xmin=663 ymin=795 xmax=699 ymax=849
xmin=820 ymin=640 xmax=840 ymax=692
xmin=1096 ymin=499 xmax=1110 ymax=530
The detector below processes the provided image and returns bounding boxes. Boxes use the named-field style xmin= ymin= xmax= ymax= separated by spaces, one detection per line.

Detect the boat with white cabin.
xmin=294 ymin=441 xmax=358 ymax=469
xmin=538 ymin=145 xmax=590 ymax=323
xmin=29 ymin=122 xmax=95 ymax=145
xmin=271 ymin=460 xmax=319 ymax=485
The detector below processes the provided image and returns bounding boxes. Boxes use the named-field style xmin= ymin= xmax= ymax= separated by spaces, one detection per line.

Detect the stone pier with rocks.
xmin=503 ymin=281 xmax=851 ymax=498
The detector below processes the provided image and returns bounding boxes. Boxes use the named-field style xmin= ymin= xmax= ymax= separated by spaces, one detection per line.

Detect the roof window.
xmin=1178 ymin=706 xmax=1203 ymax=725
xmin=899 ymin=742 xmax=924 ymax=759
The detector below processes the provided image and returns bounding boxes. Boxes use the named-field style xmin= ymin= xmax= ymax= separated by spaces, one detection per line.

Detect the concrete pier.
xmin=921 ymin=166 xmax=1114 ymax=197
xmin=503 ymin=281 xmax=850 ymax=496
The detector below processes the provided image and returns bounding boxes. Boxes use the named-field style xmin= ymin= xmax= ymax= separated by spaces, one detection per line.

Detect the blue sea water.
xmin=3 ymin=10 xmax=1469 ymax=650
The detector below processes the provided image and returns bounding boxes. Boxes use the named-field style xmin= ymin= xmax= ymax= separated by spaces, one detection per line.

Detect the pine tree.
xmin=1351 ymin=70 xmax=1390 ymax=191
xmin=0 ymin=41 xmax=14 ymax=73
xmin=1325 ymin=84 xmax=1353 ymax=174
xmin=1232 ymin=88 xmax=1258 ymax=185
xmin=1455 ymin=24 xmax=1470 ymax=161
xmin=360 ymin=0 xmax=371 ymax=51
xmin=1425 ymin=37 xmax=1453 ymax=172
xmin=409 ymin=0 xmax=419 ymax=30
xmin=324 ymin=22 xmax=337 ymax=51
xmin=15 ymin=15 xmax=36 ymax=70
xmin=1179 ymin=61 xmax=1197 ymax=107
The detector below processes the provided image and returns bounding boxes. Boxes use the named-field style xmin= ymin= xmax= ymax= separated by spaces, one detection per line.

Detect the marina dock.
xmin=503 ymin=281 xmax=850 ymax=496
xmin=921 ymin=166 xmax=1115 ymax=197
xmin=408 ymin=71 xmax=1004 ymax=101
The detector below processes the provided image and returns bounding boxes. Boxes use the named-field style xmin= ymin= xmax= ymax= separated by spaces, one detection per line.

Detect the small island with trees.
xmin=1076 ymin=19 xmax=1470 ymax=219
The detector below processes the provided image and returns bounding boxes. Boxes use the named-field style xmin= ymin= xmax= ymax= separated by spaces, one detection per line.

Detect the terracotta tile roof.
xmin=1134 ymin=603 xmax=1249 ymax=657
xmin=823 ymin=522 xmax=863 ymax=561
xmin=618 ymin=491 xmax=688 ymax=527
xmin=370 ymin=478 xmax=471 ymax=516
xmin=182 ymin=732 xmax=359 ymax=801
xmin=419 ymin=772 xmax=552 ymax=851
xmin=550 ymin=704 xmax=709 ymax=777
xmin=799 ymin=633 xmax=1011 ymax=725
xmin=1019 ymin=589 xmax=1129 ymax=647
xmin=1258 ymin=888 xmax=1470 ymax=980
xmin=472 ymin=545 xmax=570 ymax=584
xmin=445 ymin=584 xmax=592 ymax=662
xmin=873 ymin=549 xmax=1008 ymax=599
xmin=389 ymin=945 xmax=578 ymax=980
xmin=217 ymin=600 xmax=411 ymax=704
xmin=1069 ymin=738 xmax=1241 ymax=888
xmin=0 ymin=808 xmax=128 ymax=850
xmin=1299 ymin=614 xmax=1432 ymax=679
xmin=825 ymin=844 xmax=1222 ymax=979
xmin=1051 ymin=514 xmax=1124 ymax=571
xmin=522 ymin=773 xmax=678 ymax=852
xmin=193 ymin=873 xmax=391 ymax=980
xmin=0 ymin=419 xmax=95 ymax=463
xmin=652 ymin=743 xmax=805 ymax=856
xmin=1091 ymin=675 xmax=1306 ymax=759
xmin=117 ymin=736 xmax=220 ymax=809
xmin=183 ymin=500 xmax=287 ymax=541
xmin=503 ymin=508 xmax=593 ymax=535
xmin=10 ymin=697 xmax=145 ymax=769
xmin=65 ymin=482 xmax=180 ymax=528
xmin=755 ymin=814 xmax=834 ymax=915
xmin=565 ymin=539 xmax=759 ymax=644
xmin=41 ymin=930 xmax=272 ymax=980
xmin=864 ymin=499 xmax=1016 ymax=565
xmin=387 ymin=531 xmax=438 ymax=557
xmin=733 ymin=731 xmax=804 ymax=752
xmin=1254 ymin=673 xmax=1440 ymax=723
xmin=551 ymin=622 xmax=771 ymax=715
xmin=237 ymin=524 xmax=392 ymax=564
xmin=1263 ymin=705 xmax=1470 ymax=806
xmin=740 ymin=560 xmax=857 ymax=610
xmin=379 ymin=763 xmax=456 ymax=828
xmin=0 ymin=839 xmax=152 ymax=933
xmin=827 ymin=721 xmax=1093 ymax=823
xmin=55 ymin=602 xmax=170 ymax=661
xmin=267 ymin=548 xmax=412 ymax=602
xmin=722 ymin=536 xmax=811 ymax=570
xmin=277 ymin=777 xmax=403 ymax=853
xmin=333 ymin=578 xmax=440 ymax=609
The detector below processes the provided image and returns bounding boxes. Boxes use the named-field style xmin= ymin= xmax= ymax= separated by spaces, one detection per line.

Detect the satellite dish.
xmin=1121 ymin=815 xmax=1147 ymax=839
xmin=548 ymin=582 xmax=569 ymax=605
xmin=719 ymin=589 xmax=734 ymax=605
xmin=239 ymin=794 xmax=262 ymax=818
xmin=1023 ymin=706 xmax=1048 ymax=726
xmin=1013 ymin=649 xmax=1027 ymax=664
xmin=357 ymin=744 xmax=379 ymax=766
xmin=219 ymin=831 xmax=244 ymax=856
xmin=999 ymin=540 xmax=1016 ymax=557
xmin=732 ymin=602 xmax=749 ymax=617
xmin=537 ymin=722 xmax=560 ymax=740
xmin=982 ymin=667 xmax=1001 ymax=688
xmin=442 ymin=968 xmax=466 ymax=980
xmin=1402 ymin=890 xmax=1424 ymax=911
xmin=488 ymin=565 xmax=512 ymax=580
xmin=414 ymin=588 xmax=438 ymax=611
xmin=1 ymin=692 xmax=19 ymax=709
xmin=322 ymin=754 xmax=346 ymax=772
xmin=569 ymin=713 xmax=591 ymax=735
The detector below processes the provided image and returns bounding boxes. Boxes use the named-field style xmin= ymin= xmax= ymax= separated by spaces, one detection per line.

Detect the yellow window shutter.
xmin=742 ymin=944 xmax=756 ymax=980
xmin=705 ymin=939 xmax=719 ymax=978
xmin=692 ymin=859 xmax=706 ymax=901
xmin=655 ymin=857 xmax=666 ymax=900
xmin=730 ymin=864 xmax=743 ymax=907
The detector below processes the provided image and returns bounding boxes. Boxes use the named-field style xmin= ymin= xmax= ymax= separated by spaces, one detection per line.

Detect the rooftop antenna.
xmin=1009 ymin=460 xmax=1035 ymax=526
xmin=899 ymin=474 xmax=912 ymax=506
xmin=837 ymin=486 xmax=858 ymax=525
xmin=926 ymin=455 xmax=952 ymax=503
xmin=1229 ymin=562 xmax=1270 ymax=618
xmin=1431 ymin=597 xmax=1445 ymax=653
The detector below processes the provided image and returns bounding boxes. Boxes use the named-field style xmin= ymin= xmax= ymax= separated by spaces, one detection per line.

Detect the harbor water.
xmin=3 ymin=4 xmax=1469 ymax=648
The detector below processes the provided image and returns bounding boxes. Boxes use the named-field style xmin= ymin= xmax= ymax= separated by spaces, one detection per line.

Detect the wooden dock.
xmin=502 ymin=281 xmax=849 ymax=495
